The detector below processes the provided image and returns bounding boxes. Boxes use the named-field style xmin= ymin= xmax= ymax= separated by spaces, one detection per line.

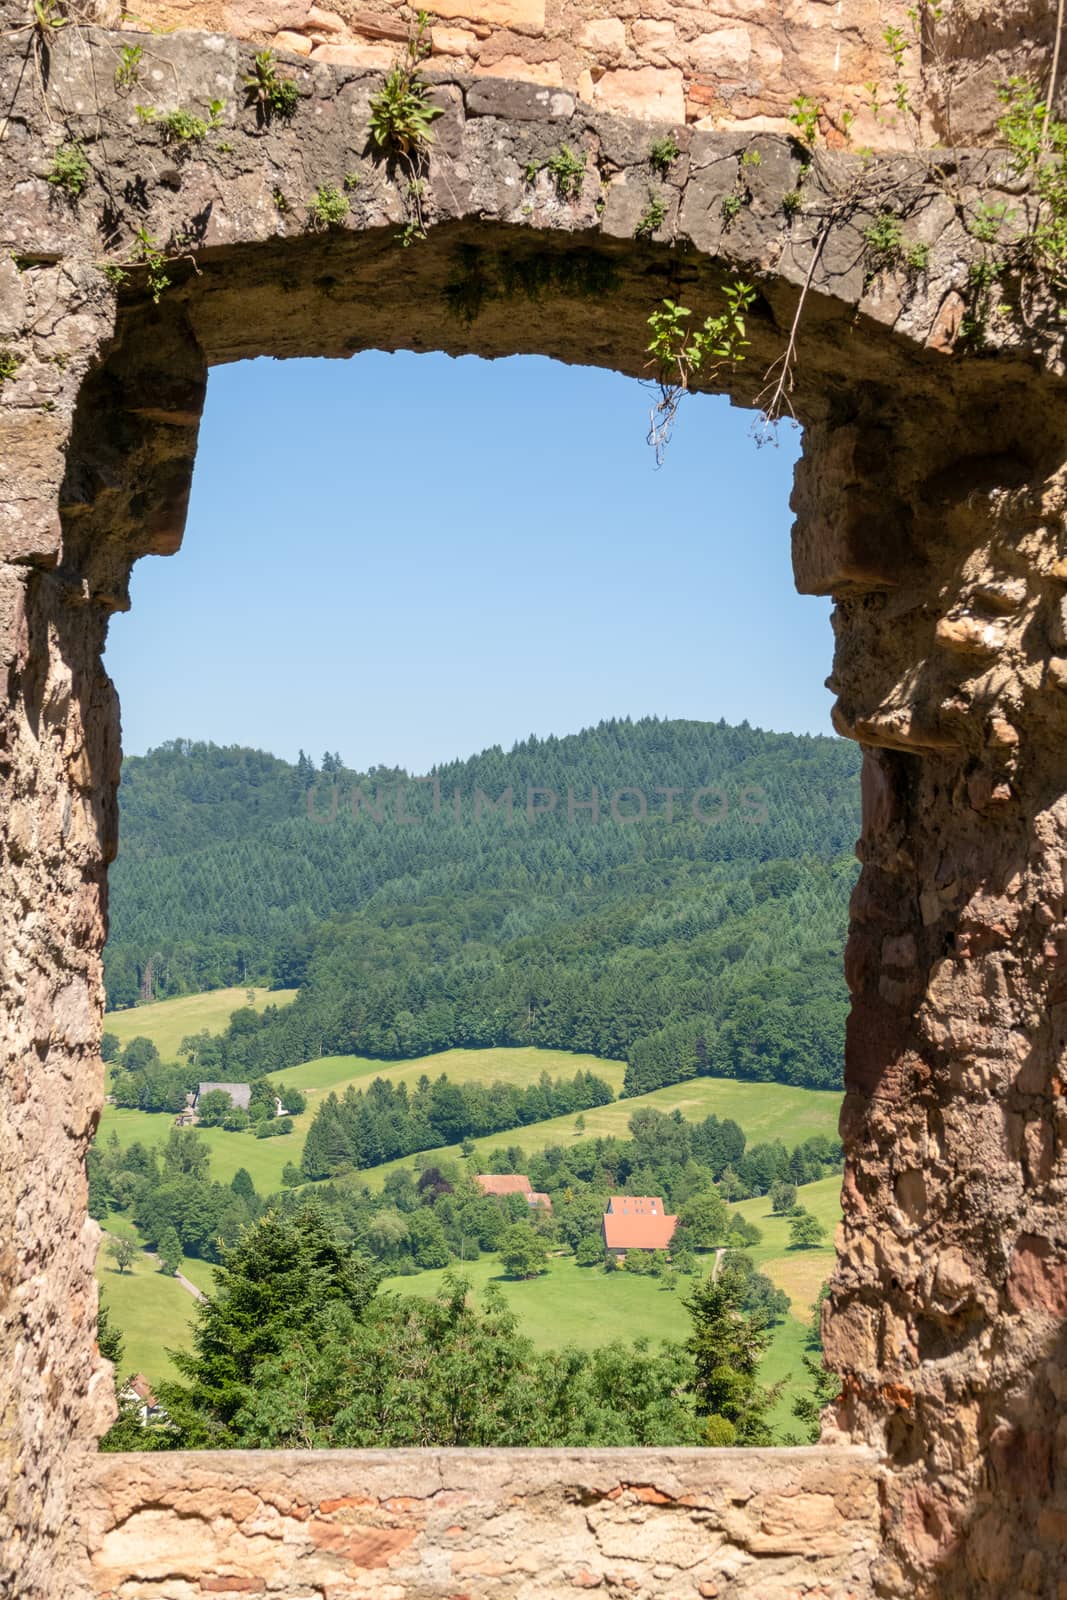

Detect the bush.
xmin=254 ymin=1115 xmax=294 ymax=1139
xmin=624 ymin=1249 xmax=652 ymax=1274
xmin=575 ymin=1235 xmax=603 ymax=1267
xmin=788 ymin=1209 xmax=827 ymax=1250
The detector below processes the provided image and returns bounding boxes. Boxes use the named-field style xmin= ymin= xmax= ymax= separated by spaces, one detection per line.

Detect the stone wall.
xmin=77 ymin=1447 xmax=882 ymax=1598
xmin=87 ymin=0 xmax=1063 ymax=144
xmin=4 ymin=11 xmax=1067 ymax=1600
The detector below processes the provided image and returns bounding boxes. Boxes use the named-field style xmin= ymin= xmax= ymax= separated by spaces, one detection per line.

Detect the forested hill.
xmin=106 ymin=718 xmax=860 ymax=1094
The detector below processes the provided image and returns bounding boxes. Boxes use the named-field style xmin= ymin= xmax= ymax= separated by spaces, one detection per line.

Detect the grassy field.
xmin=177 ymin=1255 xmax=217 ymax=1295
xmin=379 ymin=1171 xmax=843 ymax=1442
xmin=349 ymin=1073 xmax=841 ymax=1193
xmin=382 ymin=1253 xmax=692 ymax=1348
xmin=283 ymin=1045 xmax=628 ymax=1099
xmin=98 ymin=1032 xmax=842 ymax=1195
xmin=97 ymin=1045 xmax=627 ymax=1191
xmin=105 ymin=986 xmax=297 ymax=1062
xmin=96 ymin=1237 xmax=197 ymax=1384
xmin=97 ymin=1104 xmax=306 ymax=1190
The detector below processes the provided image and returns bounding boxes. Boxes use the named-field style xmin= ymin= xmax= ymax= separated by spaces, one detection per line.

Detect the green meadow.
xmin=388 ymin=1175 xmax=842 ymax=1439
xmin=97 ymin=995 xmax=842 ymax=1192
xmin=344 ymin=1070 xmax=841 ymax=1193
xmin=95 ymin=990 xmax=843 ymax=1434
xmin=105 ymin=986 xmax=297 ymax=1063
xmin=97 ymin=1063 xmax=842 ymax=1194
xmin=96 ymin=1236 xmax=197 ymax=1384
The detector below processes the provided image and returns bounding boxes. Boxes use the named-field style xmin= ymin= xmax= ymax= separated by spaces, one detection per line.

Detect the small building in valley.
xmin=474 ymin=1173 xmax=553 ymax=1211
xmin=602 ymin=1195 xmax=677 ymax=1258
xmin=175 ymin=1082 xmax=253 ymax=1126
xmin=195 ymin=1081 xmax=251 ymax=1112
xmin=121 ymin=1374 xmax=166 ymax=1426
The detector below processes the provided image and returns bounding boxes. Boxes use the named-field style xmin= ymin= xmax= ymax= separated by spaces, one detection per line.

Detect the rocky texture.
xmin=77 ymin=1447 xmax=881 ymax=1597
xmin=78 ymin=0 xmax=1066 ymax=146
xmin=3 ymin=17 xmax=1067 ymax=1600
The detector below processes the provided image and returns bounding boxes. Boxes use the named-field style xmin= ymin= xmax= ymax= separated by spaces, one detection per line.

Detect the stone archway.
xmin=4 ymin=19 xmax=1067 ymax=1599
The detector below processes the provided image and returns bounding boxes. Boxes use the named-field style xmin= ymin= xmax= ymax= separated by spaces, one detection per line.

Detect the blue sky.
xmin=104 ymin=351 xmax=832 ymax=772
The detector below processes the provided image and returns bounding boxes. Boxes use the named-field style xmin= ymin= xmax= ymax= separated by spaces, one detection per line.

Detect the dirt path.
xmin=143 ymin=1251 xmax=206 ymax=1302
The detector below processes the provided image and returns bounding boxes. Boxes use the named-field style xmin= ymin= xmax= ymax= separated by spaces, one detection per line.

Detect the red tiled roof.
xmin=475 ymin=1174 xmax=532 ymax=1196
xmin=128 ymin=1373 xmax=158 ymax=1406
xmin=602 ymin=1210 xmax=678 ymax=1252
xmin=607 ymin=1195 xmax=666 ymax=1216
xmin=526 ymin=1191 xmax=553 ymax=1211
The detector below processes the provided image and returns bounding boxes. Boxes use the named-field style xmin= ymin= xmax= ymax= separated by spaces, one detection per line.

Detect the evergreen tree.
xmin=685 ymin=1264 xmax=777 ymax=1445
xmin=162 ymin=1205 xmax=379 ymax=1444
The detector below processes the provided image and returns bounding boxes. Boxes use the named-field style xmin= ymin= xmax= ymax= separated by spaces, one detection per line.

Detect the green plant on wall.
xmin=367 ymin=10 xmax=442 ymax=244
xmin=46 ymin=141 xmax=89 ymax=198
xmin=0 ymin=349 xmax=20 ymax=387
xmin=136 ymin=101 xmax=225 ymax=146
xmin=243 ymin=50 xmax=299 ymax=124
xmin=368 ymin=12 xmax=441 ymax=158
xmin=307 ymin=184 xmax=349 ymax=229
xmin=545 ymin=144 xmax=586 ymax=201
xmin=114 ymin=43 xmax=142 ymax=91
xmin=634 ymin=192 xmax=666 ymax=239
xmin=645 ymin=279 xmax=756 ymax=462
xmin=132 ymin=226 xmax=170 ymax=302
xmin=648 ymin=134 xmax=679 ymax=178
xmin=32 ymin=0 xmax=66 ymax=35
xmin=788 ymin=95 xmax=821 ymax=148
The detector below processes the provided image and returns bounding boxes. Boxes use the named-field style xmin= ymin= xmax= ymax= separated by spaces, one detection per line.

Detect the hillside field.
xmin=340 ymin=1071 xmax=841 ymax=1193
xmin=106 ymin=986 xmax=297 ymax=1062
xmin=96 ymin=1242 xmax=197 ymax=1385
xmin=97 ymin=1031 xmax=841 ymax=1192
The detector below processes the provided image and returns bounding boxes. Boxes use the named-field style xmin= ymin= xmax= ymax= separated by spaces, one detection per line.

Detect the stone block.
xmin=690 ymin=27 xmax=753 ymax=77
xmin=273 ymin=28 xmax=312 ymax=53
xmin=466 ymin=77 xmax=573 ymax=120
xmin=578 ymin=17 xmax=624 ymax=60
xmin=432 ymin=0 xmax=545 ymax=36
xmin=310 ymin=41 xmax=392 ymax=66
xmin=593 ymin=66 xmax=685 ymax=124
xmin=432 ymin=25 xmax=479 ymax=56
xmin=475 ymin=55 xmax=562 ymax=86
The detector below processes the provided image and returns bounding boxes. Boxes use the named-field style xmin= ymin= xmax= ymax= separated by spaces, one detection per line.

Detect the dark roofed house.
xmin=195 ymin=1081 xmax=251 ymax=1112
xmin=474 ymin=1174 xmax=552 ymax=1210
xmin=602 ymin=1195 xmax=677 ymax=1257
xmin=475 ymin=1174 xmax=533 ymax=1197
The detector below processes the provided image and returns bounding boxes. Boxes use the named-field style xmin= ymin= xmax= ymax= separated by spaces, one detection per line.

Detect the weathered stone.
xmin=432 ymin=25 xmax=480 ymax=57
xmin=310 ymin=40 xmax=392 ymax=66
xmin=432 ymin=0 xmax=544 ymax=35
xmin=475 ymin=54 xmax=563 ymax=86
xmin=466 ymin=76 xmax=573 ymax=119
xmin=577 ymin=17 xmax=623 ymax=60
xmin=690 ymin=27 xmax=752 ymax=77
xmin=72 ymin=1450 xmax=881 ymax=1597
xmin=4 ymin=18 xmax=1067 ymax=1600
xmin=273 ymin=27 xmax=312 ymax=53
xmin=593 ymin=66 xmax=685 ymax=124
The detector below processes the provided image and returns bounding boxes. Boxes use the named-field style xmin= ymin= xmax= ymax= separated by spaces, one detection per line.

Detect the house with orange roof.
xmin=474 ymin=1174 xmax=552 ymax=1211
xmin=602 ymin=1195 xmax=677 ymax=1258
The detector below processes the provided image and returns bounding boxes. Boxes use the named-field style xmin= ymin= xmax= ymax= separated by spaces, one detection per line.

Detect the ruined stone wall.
xmin=77 ymin=1446 xmax=882 ymax=1597
xmin=84 ymin=0 xmax=1063 ymax=144
xmin=4 ymin=12 xmax=1067 ymax=1600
